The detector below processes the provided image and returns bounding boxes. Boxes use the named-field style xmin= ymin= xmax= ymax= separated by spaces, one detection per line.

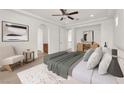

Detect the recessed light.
xmin=90 ymin=14 xmax=94 ymax=17
xmin=65 ymin=21 xmax=69 ymax=24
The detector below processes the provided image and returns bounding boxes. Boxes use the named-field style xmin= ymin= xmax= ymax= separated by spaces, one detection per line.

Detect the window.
xmin=68 ymin=30 xmax=73 ymax=49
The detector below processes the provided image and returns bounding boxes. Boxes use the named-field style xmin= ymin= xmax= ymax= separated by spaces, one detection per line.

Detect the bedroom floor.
xmin=0 ymin=57 xmax=81 ymax=84
xmin=0 ymin=58 xmax=43 ymax=84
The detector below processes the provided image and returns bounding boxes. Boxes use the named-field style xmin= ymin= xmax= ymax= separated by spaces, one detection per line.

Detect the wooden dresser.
xmin=77 ymin=42 xmax=99 ymax=52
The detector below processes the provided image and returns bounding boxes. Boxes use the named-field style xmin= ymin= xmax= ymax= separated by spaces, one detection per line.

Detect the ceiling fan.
xmin=52 ymin=9 xmax=78 ymax=21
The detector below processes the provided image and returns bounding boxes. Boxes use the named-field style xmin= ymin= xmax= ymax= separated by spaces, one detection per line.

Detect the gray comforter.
xmin=45 ymin=51 xmax=84 ymax=78
xmin=44 ymin=51 xmax=68 ymax=64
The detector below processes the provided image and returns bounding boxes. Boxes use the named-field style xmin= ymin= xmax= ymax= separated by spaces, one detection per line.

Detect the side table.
xmin=23 ymin=51 xmax=35 ymax=63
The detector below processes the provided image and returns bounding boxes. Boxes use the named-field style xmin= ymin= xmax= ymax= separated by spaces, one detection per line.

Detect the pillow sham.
xmin=107 ymin=57 xmax=123 ymax=77
xmin=87 ymin=47 xmax=103 ymax=69
xmin=83 ymin=48 xmax=95 ymax=61
xmin=95 ymin=47 xmax=102 ymax=53
xmin=102 ymin=47 xmax=111 ymax=54
xmin=98 ymin=53 xmax=112 ymax=75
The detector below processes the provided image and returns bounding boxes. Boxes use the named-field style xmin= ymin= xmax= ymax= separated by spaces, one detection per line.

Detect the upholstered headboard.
xmin=118 ymin=49 xmax=124 ymax=74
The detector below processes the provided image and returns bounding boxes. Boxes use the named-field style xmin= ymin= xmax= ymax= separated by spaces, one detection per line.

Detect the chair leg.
xmin=20 ymin=62 xmax=24 ymax=66
xmin=3 ymin=65 xmax=12 ymax=72
xmin=19 ymin=60 xmax=24 ymax=67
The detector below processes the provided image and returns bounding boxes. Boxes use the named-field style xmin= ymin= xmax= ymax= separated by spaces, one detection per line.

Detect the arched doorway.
xmin=37 ymin=24 xmax=49 ymax=57
xmin=37 ymin=28 xmax=43 ymax=52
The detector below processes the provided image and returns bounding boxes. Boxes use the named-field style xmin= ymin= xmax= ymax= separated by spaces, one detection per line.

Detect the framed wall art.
xmin=2 ymin=21 xmax=29 ymax=42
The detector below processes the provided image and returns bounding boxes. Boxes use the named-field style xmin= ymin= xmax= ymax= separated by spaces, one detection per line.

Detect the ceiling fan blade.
xmin=68 ymin=16 xmax=74 ymax=20
xmin=68 ymin=11 xmax=78 ymax=15
xmin=60 ymin=9 xmax=66 ymax=15
xmin=52 ymin=14 xmax=63 ymax=16
xmin=60 ymin=17 xmax=63 ymax=21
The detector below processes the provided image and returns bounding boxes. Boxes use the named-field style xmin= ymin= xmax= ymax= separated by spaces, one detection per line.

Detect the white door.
xmin=59 ymin=28 xmax=68 ymax=51
xmin=67 ymin=29 xmax=76 ymax=51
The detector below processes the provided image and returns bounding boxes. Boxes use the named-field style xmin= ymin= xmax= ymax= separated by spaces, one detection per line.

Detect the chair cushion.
xmin=1 ymin=55 xmax=24 ymax=65
xmin=72 ymin=61 xmax=93 ymax=83
xmin=0 ymin=46 xmax=15 ymax=60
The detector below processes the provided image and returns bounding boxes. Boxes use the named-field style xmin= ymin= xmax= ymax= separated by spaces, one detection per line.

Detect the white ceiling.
xmin=21 ymin=9 xmax=115 ymax=27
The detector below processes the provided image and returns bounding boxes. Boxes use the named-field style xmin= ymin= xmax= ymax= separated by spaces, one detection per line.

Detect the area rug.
xmin=17 ymin=64 xmax=66 ymax=84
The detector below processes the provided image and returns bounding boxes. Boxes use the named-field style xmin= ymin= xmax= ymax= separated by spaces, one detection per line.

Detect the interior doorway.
xmin=37 ymin=24 xmax=49 ymax=57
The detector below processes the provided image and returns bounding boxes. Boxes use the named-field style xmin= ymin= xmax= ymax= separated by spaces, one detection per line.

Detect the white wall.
xmin=0 ymin=10 xmax=40 ymax=57
xmin=113 ymin=10 xmax=124 ymax=70
xmin=71 ymin=18 xmax=114 ymax=50
xmin=0 ymin=10 xmax=67 ymax=57
xmin=101 ymin=19 xmax=114 ymax=48
xmin=0 ymin=10 xmax=115 ymax=57
xmin=75 ymin=24 xmax=101 ymax=44
xmin=114 ymin=10 xmax=124 ymax=51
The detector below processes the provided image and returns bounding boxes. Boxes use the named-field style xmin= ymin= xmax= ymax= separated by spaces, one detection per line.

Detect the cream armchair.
xmin=0 ymin=46 xmax=24 ymax=71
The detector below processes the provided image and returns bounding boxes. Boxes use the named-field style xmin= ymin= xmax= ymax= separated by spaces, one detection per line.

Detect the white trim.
xmin=10 ymin=9 xmax=63 ymax=26
xmin=8 ymin=9 xmax=114 ymax=29
xmin=66 ymin=17 xmax=113 ymax=29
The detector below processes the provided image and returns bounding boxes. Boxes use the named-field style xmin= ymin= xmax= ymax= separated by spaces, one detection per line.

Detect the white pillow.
xmin=102 ymin=47 xmax=111 ymax=54
xmin=98 ymin=53 xmax=112 ymax=75
xmin=95 ymin=47 xmax=102 ymax=53
xmin=87 ymin=47 xmax=103 ymax=69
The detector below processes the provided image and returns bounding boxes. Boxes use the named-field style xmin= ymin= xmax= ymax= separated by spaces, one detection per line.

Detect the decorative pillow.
xmin=98 ymin=53 xmax=112 ymax=75
xmin=95 ymin=47 xmax=102 ymax=53
xmin=83 ymin=48 xmax=95 ymax=61
xmin=87 ymin=47 xmax=103 ymax=69
xmin=107 ymin=57 xmax=123 ymax=77
xmin=102 ymin=47 xmax=111 ymax=54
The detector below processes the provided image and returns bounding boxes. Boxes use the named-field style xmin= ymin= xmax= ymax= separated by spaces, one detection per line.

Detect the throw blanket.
xmin=44 ymin=51 xmax=68 ymax=64
xmin=47 ymin=52 xmax=84 ymax=78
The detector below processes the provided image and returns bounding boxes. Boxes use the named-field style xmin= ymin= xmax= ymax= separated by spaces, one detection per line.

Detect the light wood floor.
xmin=0 ymin=58 xmax=43 ymax=84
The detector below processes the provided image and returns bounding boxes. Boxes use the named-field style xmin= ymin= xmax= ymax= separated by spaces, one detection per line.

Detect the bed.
xmin=44 ymin=50 xmax=123 ymax=84
xmin=17 ymin=50 xmax=124 ymax=84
